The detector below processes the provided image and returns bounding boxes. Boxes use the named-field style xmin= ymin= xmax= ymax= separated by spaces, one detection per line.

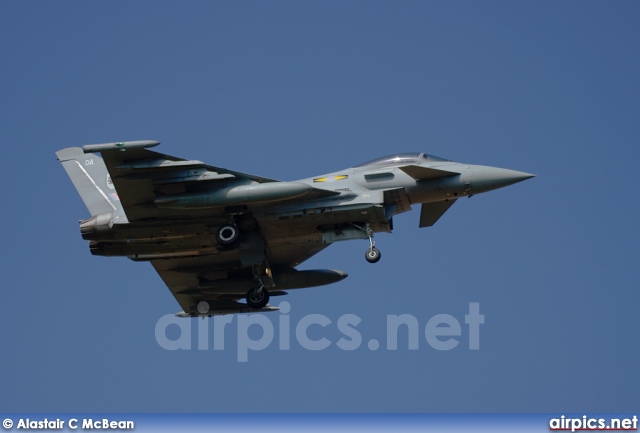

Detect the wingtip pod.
xmin=56 ymin=146 xmax=85 ymax=161
xmin=82 ymin=140 xmax=160 ymax=153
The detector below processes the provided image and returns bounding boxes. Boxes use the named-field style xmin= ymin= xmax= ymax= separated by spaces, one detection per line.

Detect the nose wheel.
xmin=365 ymin=247 xmax=381 ymax=263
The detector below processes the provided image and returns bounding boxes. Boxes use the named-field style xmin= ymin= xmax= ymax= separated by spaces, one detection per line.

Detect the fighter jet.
xmin=56 ymin=141 xmax=534 ymax=317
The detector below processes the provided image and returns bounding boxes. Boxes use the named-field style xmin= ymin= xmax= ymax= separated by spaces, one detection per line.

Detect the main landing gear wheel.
xmin=216 ymin=223 xmax=240 ymax=245
xmin=365 ymin=247 xmax=381 ymax=263
xmin=246 ymin=286 xmax=270 ymax=309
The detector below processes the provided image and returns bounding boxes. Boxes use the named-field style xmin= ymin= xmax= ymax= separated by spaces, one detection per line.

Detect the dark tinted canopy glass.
xmin=355 ymin=152 xmax=449 ymax=168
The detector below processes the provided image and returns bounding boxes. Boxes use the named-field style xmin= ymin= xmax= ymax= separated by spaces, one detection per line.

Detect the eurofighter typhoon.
xmin=57 ymin=141 xmax=534 ymax=316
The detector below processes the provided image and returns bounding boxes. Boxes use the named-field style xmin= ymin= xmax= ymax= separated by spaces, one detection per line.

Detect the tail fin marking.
xmin=56 ymin=147 xmax=121 ymax=217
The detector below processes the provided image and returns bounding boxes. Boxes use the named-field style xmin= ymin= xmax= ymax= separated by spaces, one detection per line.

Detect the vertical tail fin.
xmin=56 ymin=147 xmax=122 ymax=217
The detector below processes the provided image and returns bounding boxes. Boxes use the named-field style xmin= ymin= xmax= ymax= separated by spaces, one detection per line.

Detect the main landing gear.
xmin=215 ymin=216 xmax=272 ymax=310
xmin=246 ymin=285 xmax=270 ymax=309
xmin=245 ymin=262 xmax=273 ymax=309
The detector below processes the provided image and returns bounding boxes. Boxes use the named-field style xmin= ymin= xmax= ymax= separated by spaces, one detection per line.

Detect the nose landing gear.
xmin=352 ymin=222 xmax=381 ymax=263
xmin=365 ymin=227 xmax=381 ymax=263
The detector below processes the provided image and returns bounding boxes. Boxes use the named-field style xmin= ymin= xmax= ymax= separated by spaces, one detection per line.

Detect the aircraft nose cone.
xmin=470 ymin=165 xmax=535 ymax=194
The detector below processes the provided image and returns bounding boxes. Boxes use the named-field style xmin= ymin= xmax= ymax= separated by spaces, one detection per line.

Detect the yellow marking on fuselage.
xmin=313 ymin=175 xmax=348 ymax=183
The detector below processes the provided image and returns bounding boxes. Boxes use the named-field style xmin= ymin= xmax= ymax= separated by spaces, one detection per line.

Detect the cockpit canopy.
xmin=354 ymin=152 xmax=450 ymax=168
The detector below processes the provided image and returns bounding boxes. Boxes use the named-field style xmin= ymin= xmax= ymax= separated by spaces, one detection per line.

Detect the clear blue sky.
xmin=1 ymin=1 xmax=638 ymax=412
